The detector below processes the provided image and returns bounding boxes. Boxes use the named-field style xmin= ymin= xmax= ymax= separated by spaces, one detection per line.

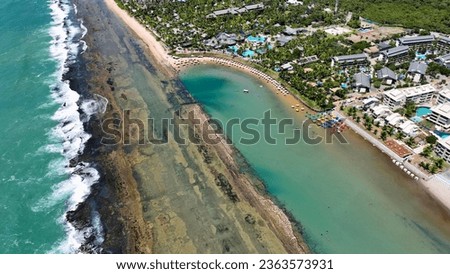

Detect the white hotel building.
xmin=435 ymin=138 xmax=450 ymax=163
xmin=436 ymin=89 xmax=450 ymax=104
xmin=383 ymin=84 xmax=436 ymax=109
xmin=428 ymin=103 xmax=450 ymax=129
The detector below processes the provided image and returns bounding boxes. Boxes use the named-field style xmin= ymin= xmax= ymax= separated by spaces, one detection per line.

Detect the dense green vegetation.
xmin=118 ymin=0 xmax=334 ymax=49
xmin=428 ymin=62 xmax=450 ymax=77
xmin=117 ymin=0 xmax=450 ymax=110
xmin=336 ymin=0 xmax=450 ymax=34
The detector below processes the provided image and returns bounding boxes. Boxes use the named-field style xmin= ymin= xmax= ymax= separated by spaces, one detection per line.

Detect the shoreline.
xmin=104 ymin=0 xmax=316 ymax=114
xmin=174 ymin=57 xmax=314 ymax=115
xmin=173 ymin=42 xmax=450 ymax=216
xmin=104 ymin=0 xmax=450 ymax=249
xmin=84 ymin=0 xmax=311 ymax=253
xmin=338 ymin=110 xmax=450 ymax=213
xmin=104 ymin=0 xmax=175 ymax=77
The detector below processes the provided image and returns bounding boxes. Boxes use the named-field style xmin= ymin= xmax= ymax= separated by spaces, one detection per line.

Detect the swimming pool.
xmin=228 ymin=45 xmax=238 ymax=53
xmin=415 ymin=51 xmax=427 ymax=60
xmin=410 ymin=116 xmax=422 ymax=123
xmin=416 ymin=107 xmax=432 ymax=117
xmin=242 ymin=50 xmax=255 ymax=58
xmin=434 ymin=130 xmax=450 ymax=139
xmin=410 ymin=107 xmax=431 ymax=123
xmin=247 ymin=35 xmax=266 ymax=43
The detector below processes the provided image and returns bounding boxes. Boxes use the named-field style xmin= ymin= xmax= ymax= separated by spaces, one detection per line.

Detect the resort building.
xmin=280 ymin=63 xmax=294 ymax=71
xmin=362 ymin=97 xmax=379 ymax=110
xmin=331 ymin=53 xmax=368 ymax=68
xmin=353 ymin=72 xmax=371 ymax=93
xmin=383 ymin=84 xmax=436 ymax=109
xmin=378 ymin=41 xmax=392 ymax=52
xmin=437 ymin=89 xmax=450 ymax=104
xmin=385 ymin=113 xmax=404 ymax=127
xmin=297 ymin=55 xmax=318 ymax=66
xmin=206 ymin=8 xmax=239 ymax=18
xmin=398 ymin=35 xmax=435 ymax=50
xmin=379 ymin=45 xmax=410 ymax=64
xmin=401 ymin=84 xmax=435 ymax=104
xmin=398 ymin=120 xmax=420 ymax=137
xmin=206 ymin=3 xmax=264 ymax=18
xmin=204 ymin=32 xmax=244 ymax=48
xmin=428 ymin=103 xmax=450 ymax=129
xmin=408 ymin=61 xmax=428 ymax=82
xmin=436 ymin=53 xmax=450 ymax=69
xmin=371 ymin=104 xmax=392 ymax=118
xmin=437 ymin=36 xmax=450 ymax=54
xmin=383 ymin=89 xmax=406 ymax=109
xmin=283 ymin=26 xmax=306 ymax=36
xmin=244 ymin=3 xmax=265 ymax=12
xmin=276 ymin=35 xmax=294 ymax=46
xmin=286 ymin=0 xmax=303 ymax=5
xmin=435 ymin=138 xmax=450 ymax=163
xmin=376 ymin=67 xmax=397 ymax=85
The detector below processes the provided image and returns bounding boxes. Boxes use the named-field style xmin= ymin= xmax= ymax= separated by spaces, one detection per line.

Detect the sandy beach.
xmin=105 ymin=0 xmax=311 ymax=115
xmin=104 ymin=0 xmax=175 ymax=76
xmin=337 ymin=109 xmax=450 ymax=214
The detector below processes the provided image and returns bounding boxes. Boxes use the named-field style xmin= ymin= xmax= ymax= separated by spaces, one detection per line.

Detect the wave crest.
xmin=47 ymin=0 xmax=103 ymax=253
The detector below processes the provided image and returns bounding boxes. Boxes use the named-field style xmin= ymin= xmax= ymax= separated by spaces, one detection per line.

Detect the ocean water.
xmin=0 ymin=0 xmax=102 ymax=253
xmin=180 ymin=65 xmax=450 ymax=253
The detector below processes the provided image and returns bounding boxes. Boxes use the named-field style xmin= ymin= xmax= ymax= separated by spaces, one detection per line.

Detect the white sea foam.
xmin=46 ymin=0 xmax=103 ymax=253
xmin=80 ymin=94 xmax=108 ymax=120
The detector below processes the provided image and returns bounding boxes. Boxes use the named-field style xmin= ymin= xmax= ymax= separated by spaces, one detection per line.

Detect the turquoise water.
xmin=247 ymin=35 xmax=266 ymax=43
xmin=434 ymin=130 xmax=450 ymax=139
xmin=0 ymin=0 xmax=67 ymax=253
xmin=416 ymin=107 xmax=432 ymax=117
xmin=412 ymin=107 xmax=432 ymax=122
xmin=180 ymin=65 xmax=450 ymax=253
xmin=416 ymin=51 xmax=428 ymax=60
xmin=242 ymin=50 xmax=255 ymax=58
xmin=0 ymin=0 xmax=100 ymax=253
xmin=411 ymin=116 xmax=423 ymax=123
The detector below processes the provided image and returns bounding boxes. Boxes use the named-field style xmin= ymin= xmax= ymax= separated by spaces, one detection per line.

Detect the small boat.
xmin=301 ymin=108 xmax=305 ymax=111
xmin=296 ymin=109 xmax=299 ymax=112
xmin=243 ymin=89 xmax=249 ymax=93
xmin=291 ymin=105 xmax=295 ymax=108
